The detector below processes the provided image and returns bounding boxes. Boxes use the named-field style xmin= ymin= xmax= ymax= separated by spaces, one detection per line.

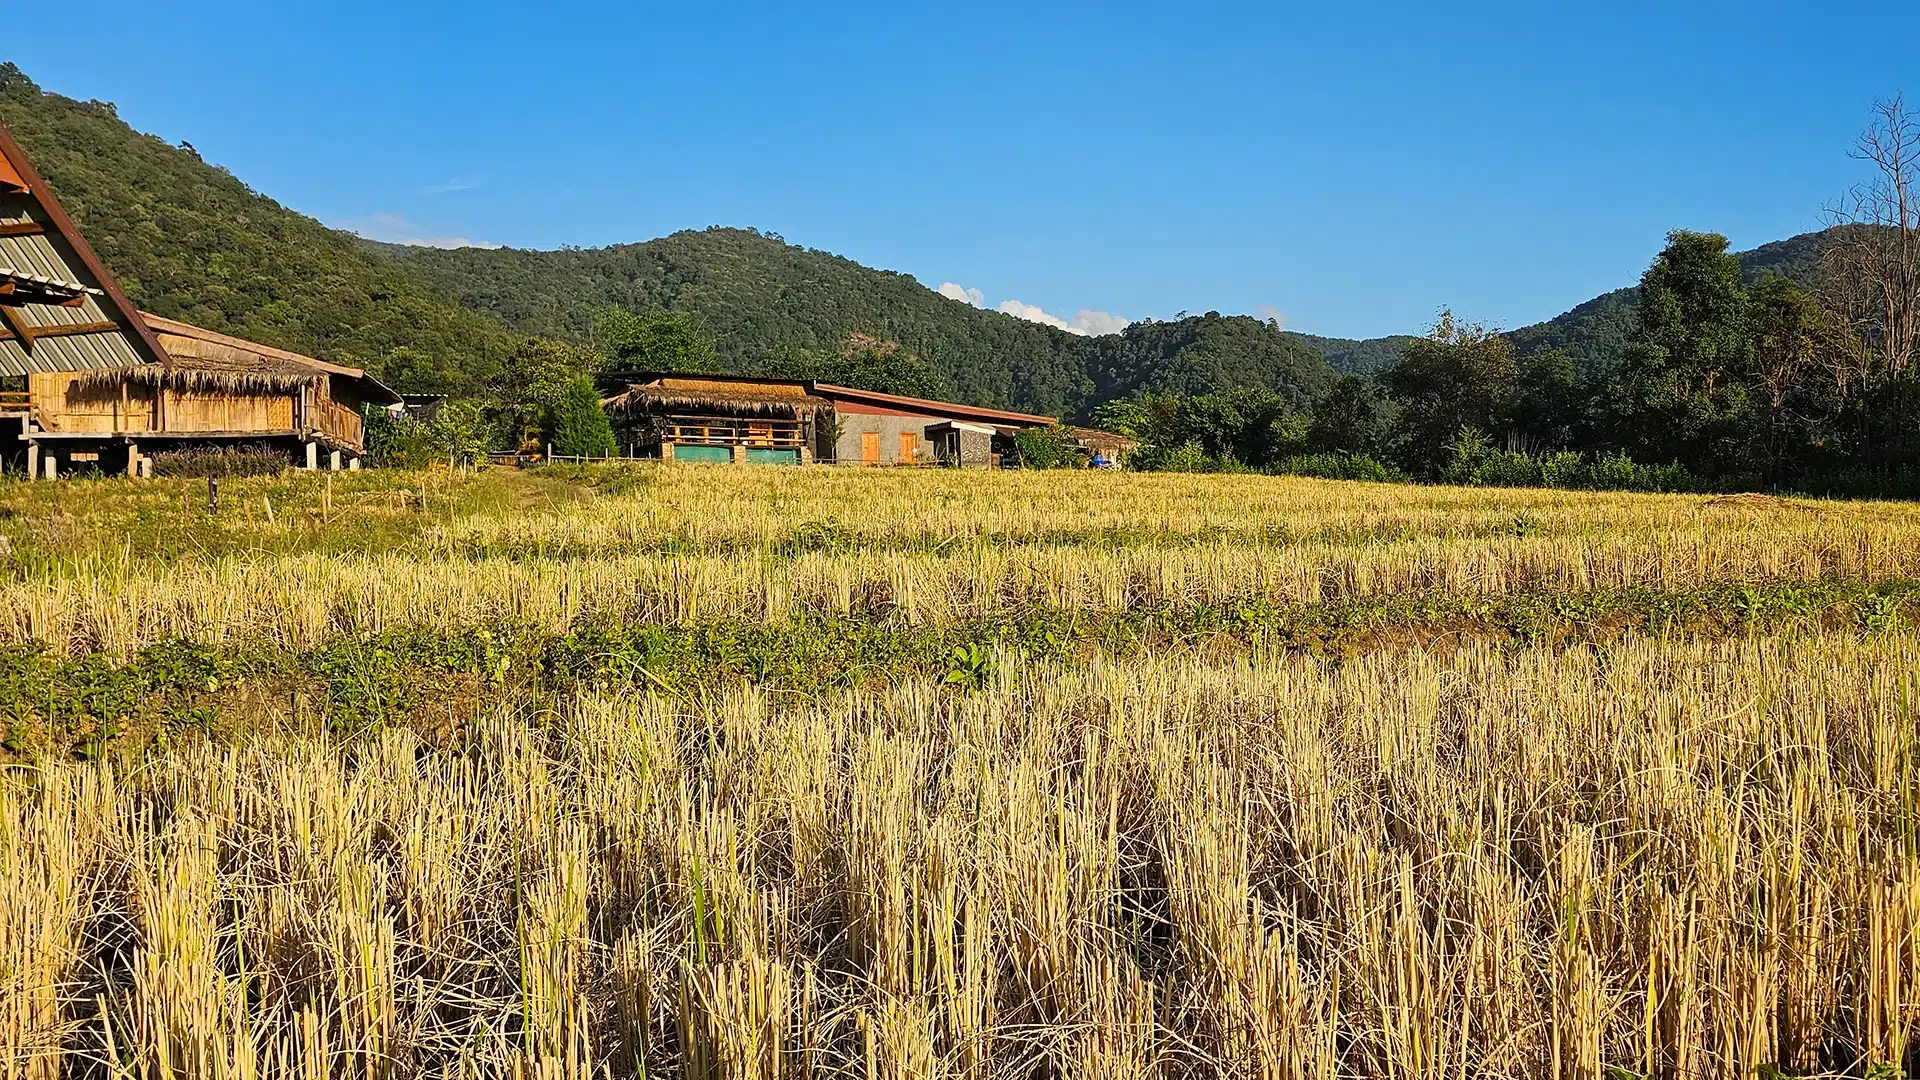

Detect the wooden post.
xmin=207 ymin=476 xmax=219 ymax=514
xmin=546 ymin=443 xmax=553 ymax=462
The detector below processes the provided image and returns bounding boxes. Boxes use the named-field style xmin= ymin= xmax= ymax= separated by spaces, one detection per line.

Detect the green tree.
xmin=595 ymin=308 xmax=718 ymax=373
xmin=771 ymin=335 xmax=950 ymax=399
xmin=1745 ymin=277 xmax=1855 ymax=478
xmin=430 ymin=401 xmax=491 ymax=463
xmin=1611 ymin=231 xmax=1756 ymax=470
xmin=1507 ymin=348 xmax=1580 ymax=451
xmin=1384 ymin=311 xmax=1518 ymax=475
xmin=492 ymin=338 xmax=602 ymax=450
xmin=1307 ymin=374 xmax=1399 ymax=456
xmin=548 ymin=378 xmax=619 ymax=457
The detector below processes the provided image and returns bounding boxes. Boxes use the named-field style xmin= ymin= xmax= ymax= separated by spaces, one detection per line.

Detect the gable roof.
xmin=809 ymin=383 xmax=1057 ymax=427
xmin=133 ymin=312 xmax=401 ymax=405
xmin=604 ymin=373 xmax=831 ymax=418
xmin=0 ymin=123 xmax=172 ymax=377
xmin=604 ymin=371 xmax=1060 ymax=428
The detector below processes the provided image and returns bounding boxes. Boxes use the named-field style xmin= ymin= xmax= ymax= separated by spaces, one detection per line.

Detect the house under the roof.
xmin=606 ymin=372 xmax=1120 ymax=467
xmin=0 ymin=124 xmax=398 ymax=477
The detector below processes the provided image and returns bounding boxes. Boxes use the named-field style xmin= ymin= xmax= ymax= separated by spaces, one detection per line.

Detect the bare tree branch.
xmin=1823 ymin=94 xmax=1920 ymax=376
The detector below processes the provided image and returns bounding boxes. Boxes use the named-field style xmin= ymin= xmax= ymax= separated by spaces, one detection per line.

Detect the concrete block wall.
xmin=834 ymin=412 xmax=937 ymax=465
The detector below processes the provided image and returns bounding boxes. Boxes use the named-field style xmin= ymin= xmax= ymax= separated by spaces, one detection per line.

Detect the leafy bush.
xmin=1441 ymin=428 xmax=1705 ymax=493
xmin=149 ymin=444 xmax=289 ymax=479
xmin=1012 ymin=425 xmax=1082 ymax=470
xmin=366 ymin=402 xmax=493 ymax=468
xmin=1442 ymin=428 xmax=1541 ymax=487
xmin=1270 ymin=452 xmax=1405 ymax=483
xmin=1155 ymin=440 xmax=1212 ymax=473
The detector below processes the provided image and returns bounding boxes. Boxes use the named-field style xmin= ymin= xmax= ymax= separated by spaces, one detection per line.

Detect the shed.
xmin=604 ymin=371 xmax=1060 ymax=466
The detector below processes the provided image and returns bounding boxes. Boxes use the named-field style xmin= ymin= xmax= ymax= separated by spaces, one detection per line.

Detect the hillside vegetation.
xmin=0 ymin=64 xmax=521 ymax=393
xmin=0 ymin=61 xmax=1334 ymax=414
xmin=9 ymin=58 xmax=1910 ymax=496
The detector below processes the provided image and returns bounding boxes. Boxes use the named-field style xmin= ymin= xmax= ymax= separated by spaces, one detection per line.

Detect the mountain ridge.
xmin=0 ymin=59 xmax=1838 ymax=416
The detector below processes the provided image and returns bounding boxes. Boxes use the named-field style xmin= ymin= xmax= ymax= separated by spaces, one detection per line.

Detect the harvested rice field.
xmin=1 ymin=464 xmax=1916 ymax=1079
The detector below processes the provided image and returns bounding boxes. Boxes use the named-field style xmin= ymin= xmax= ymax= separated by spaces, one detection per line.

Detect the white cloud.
xmin=1254 ymin=304 xmax=1287 ymax=328
xmin=937 ymin=282 xmax=986 ymax=308
xmin=423 ymin=177 xmax=481 ymax=194
xmin=933 ymin=280 xmax=1128 ymax=336
xmin=338 ymin=212 xmax=503 ymax=250
xmin=1071 ymin=309 xmax=1131 ymax=336
xmin=999 ymin=298 xmax=1080 ymax=333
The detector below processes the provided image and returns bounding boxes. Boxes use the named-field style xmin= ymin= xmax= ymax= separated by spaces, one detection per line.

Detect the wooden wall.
xmin=29 ymin=372 xmax=299 ymax=435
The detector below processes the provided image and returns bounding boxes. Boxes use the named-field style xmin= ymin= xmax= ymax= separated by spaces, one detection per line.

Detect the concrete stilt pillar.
xmin=347 ymin=457 xmax=361 ymax=471
xmin=329 ymin=449 xmax=342 ymax=471
xmin=25 ymin=442 xmax=38 ymax=481
xmin=43 ymin=455 xmax=57 ymax=480
xmin=661 ymin=443 xmax=676 ymax=463
xmin=138 ymin=456 xmax=153 ymax=479
xmin=305 ymin=441 xmax=319 ymax=470
xmin=126 ymin=440 xmax=140 ymax=478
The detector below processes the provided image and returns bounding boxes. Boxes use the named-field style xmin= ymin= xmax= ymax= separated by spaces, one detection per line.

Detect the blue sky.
xmin=8 ymin=1 xmax=1917 ymax=339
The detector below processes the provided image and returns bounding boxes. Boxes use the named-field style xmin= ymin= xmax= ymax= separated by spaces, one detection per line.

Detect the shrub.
xmin=1155 ymin=440 xmax=1211 ymax=473
xmin=1442 ymin=428 xmax=1540 ymax=487
xmin=366 ymin=402 xmax=494 ymax=468
xmin=548 ymin=378 xmax=618 ymax=458
xmin=1270 ymin=452 xmax=1405 ymax=483
xmin=1012 ymin=425 xmax=1082 ymax=470
xmin=365 ymin=413 xmax=439 ymax=469
xmin=1537 ymin=450 xmax=1585 ymax=488
xmin=149 ymin=444 xmax=289 ymax=479
xmin=1439 ymin=429 xmax=1709 ymax=493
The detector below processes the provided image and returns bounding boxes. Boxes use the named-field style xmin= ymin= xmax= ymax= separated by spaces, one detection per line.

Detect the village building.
xmin=0 ymin=124 xmax=397 ymax=477
xmin=605 ymin=371 xmax=1128 ymax=467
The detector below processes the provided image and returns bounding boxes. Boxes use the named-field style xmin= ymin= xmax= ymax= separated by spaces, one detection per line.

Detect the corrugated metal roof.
xmin=0 ymin=328 xmax=143 ymax=374
xmin=0 ymin=127 xmax=172 ymax=378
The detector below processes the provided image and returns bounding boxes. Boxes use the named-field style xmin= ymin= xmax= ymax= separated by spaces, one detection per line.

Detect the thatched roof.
xmin=71 ymin=360 xmax=320 ymax=397
xmin=606 ymin=377 xmax=831 ymax=419
xmin=1067 ymin=426 xmax=1139 ymax=452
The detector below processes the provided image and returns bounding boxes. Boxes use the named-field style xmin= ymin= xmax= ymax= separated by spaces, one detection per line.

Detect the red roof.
xmin=810 ymin=383 xmax=1056 ymax=427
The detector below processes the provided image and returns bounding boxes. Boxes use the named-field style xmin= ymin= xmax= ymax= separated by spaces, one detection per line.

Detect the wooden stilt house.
xmin=0 ymin=124 xmax=397 ymax=477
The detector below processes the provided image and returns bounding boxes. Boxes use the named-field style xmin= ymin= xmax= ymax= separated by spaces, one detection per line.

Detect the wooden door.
xmin=899 ymin=431 xmax=918 ymax=462
xmin=861 ymin=431 xmax=880 ymax=463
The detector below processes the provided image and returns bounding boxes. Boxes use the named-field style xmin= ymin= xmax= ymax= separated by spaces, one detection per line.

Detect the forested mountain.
xmin=0 ymin=63 xmax=520 ymax=393
xmin=1292 ymin=231 xmax=1836 ymax=382
xmin=2 ymin=59 xmax=1335 ymax=415
xmin=377 ymin=232 xmax=1337 ymax=415
xmin=369 ymin=228 xmax=1093 ymax=412
xmin=1283 ymin=333 xmax=1420 ymax=375
xmin=0 ymin=58 xmax=1849 ymax=422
